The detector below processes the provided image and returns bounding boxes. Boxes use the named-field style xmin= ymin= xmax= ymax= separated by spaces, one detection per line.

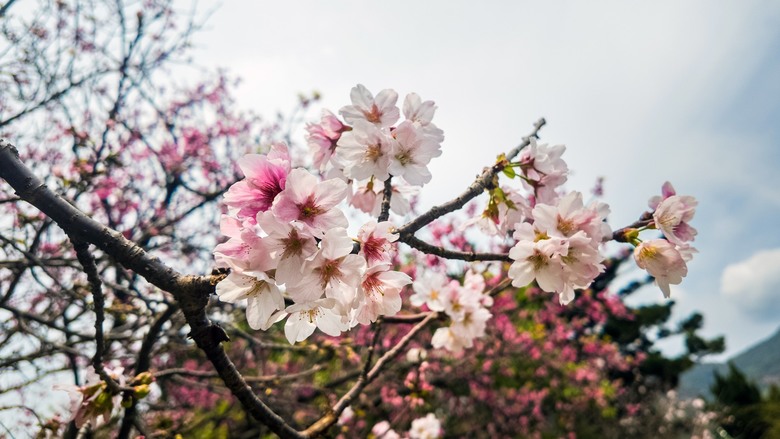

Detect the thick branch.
xmin=0 ymin=139 xmax=302 ymax=439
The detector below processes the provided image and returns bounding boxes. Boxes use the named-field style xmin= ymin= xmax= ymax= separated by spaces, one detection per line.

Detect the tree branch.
xmin=399 ymin=235 xmax=511 ymax=262
xmin=397 ymin=118 xmax=545 ymax=238
xmin=71 ymin=238 xmax=123 ymax=394
xmin=0 ymin=139 xmax=303 ymax=439
xmin=301 ymin=313 xmax=439 ymax=437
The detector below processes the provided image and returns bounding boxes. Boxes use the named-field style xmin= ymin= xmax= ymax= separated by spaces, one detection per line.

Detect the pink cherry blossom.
xmin=403 ymin=92 xmax=444 ymax=142
xmin=223 ymin=145 xmax=290 ymax=223
xmin=340 ymin=84 xmax=400 ymax=127
xmin=532 ymin=191 xmax=611 ymax=243
xmin=517 ymin=138 xmax=568 ymax=204
xmin=306 ymin=109 xmax=345 ymax=170
xmin=350 ymin=178 xmax=417 ymax=216
xmin=357 ymin=220 xmax=398 ymax=266
xmin=508 ymin=223 xmax=568 ymax=294
xmin=388 ymin=121 xmax=442 ymax=186
xmin=256 ymin=211 xmax=318 ymax=286
xmin=213 ymin=226 xmax=274 ymax=273
xmin=287 ymin=227 xmax=366 ymax=306
xmin=334 ymin=121 xmax=397 ymax=180
xmin=355 ymin=264 xmax=411 ymax=325
xmin=271 ymin=168 xmax=348 ymax=237
xmin=410 ymin=271 xmax=449 ymax=312
xmin=648 ymin=181 xmax=677 ymax=209
xmin=557 ymin=231 xmax=605 ymax=304
xmin=431 ymin=326 xmax=473 ymax=354
xmin=372 ymin=421 xmax=400 ymax=439
xmin=450 ymin=306 xmax=492 ymax=341
xmin=653 ymin=194 xmax=698 ymax=245
xmin=350 ymin=179 xmax=381 ymax=214
xmin=633 ymin=239 xmax=689 ymax=298
xmin=442 ymin=283 xmax=481 ymax=322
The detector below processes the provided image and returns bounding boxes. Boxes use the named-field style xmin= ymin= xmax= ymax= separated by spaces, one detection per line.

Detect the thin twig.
xmin=397 ymin=118 xmax=545 ymax=237
xmin=378 ymin=177 xmax=393 ymax=222
xmin=400 ymin=235 xmax=510 ymax=262
xmin=71 ymin=238 xmax=123 ymax=395
xmin=302 ymin=313 xmax=439 ymax=437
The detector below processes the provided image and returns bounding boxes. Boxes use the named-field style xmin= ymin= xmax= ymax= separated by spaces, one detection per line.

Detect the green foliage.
xmin=710 ymin=363 xmax=780 ymax=439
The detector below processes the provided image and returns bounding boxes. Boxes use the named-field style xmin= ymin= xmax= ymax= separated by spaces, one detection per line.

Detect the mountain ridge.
xmin=678 ymin=326 xmax=780 ymax=399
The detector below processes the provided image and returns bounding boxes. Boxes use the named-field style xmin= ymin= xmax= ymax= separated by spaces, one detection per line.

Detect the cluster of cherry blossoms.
xmin=213 ymin=83 xmax=698 ymax=348
xmin=214 ymin=84 xmax=447 ymax=344
xmin=465 ymin=137 xmax=697 ymax=304
xmin=306 ymin=84 xmax=443 ymax=215
xmin=410 ymin=270 xmax=494 ymax=353
xmin=632 ymin=182 xmax=698 ymax=297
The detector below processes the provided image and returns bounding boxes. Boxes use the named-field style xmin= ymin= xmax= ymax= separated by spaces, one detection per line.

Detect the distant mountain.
xmin=678 ymin=326 xmax=780 ymax=399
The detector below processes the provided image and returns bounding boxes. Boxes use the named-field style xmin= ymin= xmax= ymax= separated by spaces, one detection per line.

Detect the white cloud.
xmin=721 ymin=248 xmax=780 ymax=320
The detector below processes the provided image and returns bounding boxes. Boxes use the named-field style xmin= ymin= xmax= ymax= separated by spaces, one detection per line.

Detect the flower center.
xmin=395 ymin=150 xmax=413 ymax=165
xmin=366 ymin=144 xmax=383 ymax=162
xmin=281 ymin=229 xmax=304 ymax=259
xmin=364 ymin=104 xmax=382 ymax=123
xmin=319 ymin=259 xmax=342 ymax=287
xmin=528 ymin=251 xmax=549 ymax=271
xmin=299 ymin=196 xmax=323 ymax=219
xmin=557 ymin=215 xmax=576 ymax=236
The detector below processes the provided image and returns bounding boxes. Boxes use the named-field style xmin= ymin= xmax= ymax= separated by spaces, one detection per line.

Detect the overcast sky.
xmin=191 ymin=1 xmax=780 ymax=359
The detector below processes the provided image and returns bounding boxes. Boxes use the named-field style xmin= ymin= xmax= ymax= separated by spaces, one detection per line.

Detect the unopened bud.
xmin=620 ymin=228 xmax=640 ymax=244
xmin=133 ymin=371 xmax=153 ymax=385
xmin=133 ymin=384 xmax=151 ymax=399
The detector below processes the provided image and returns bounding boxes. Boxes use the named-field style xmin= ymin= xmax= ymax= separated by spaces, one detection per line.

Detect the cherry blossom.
xmin=431 ymin=326 xmax=473 ymax=354
xmin=409 ymin=413 xmax=443 ymax=439
xmin=410 ymin=272 xmax=450 ymax=312
xmin=334 ymin=120 xmax=397 ymax=181
xmin=340 ymin=84 xmax=400 ymax=128
xmin=517 ymin=138 xmax=568 ymax=204
xmin=653 ymin=192 xmax=698 ymax=245
xmin=350 ymin=178 xmax=416 ymax=216
xmin=388 ymin=121 xmax=442 ymax=186
xmin=213 ymin=224 xmax=275 ymax=273
xmin=403 ymin=92 xmax=444 ymax=142
xmin=633 ymin=239 xmax=689 ymax=298
xmin=287 ymin=227 xmax=366 ymax=305
xmin=256 ymin=211 xmax=318 ymax=286
xmin=271 ymin=168 xmax=348 ymax=237
xmin=216 ymin=271 xmax=285 ymax=330
xmin=357 ymin=220 xmax=398 ymax=265
xmin=508 ymin=223 xmax=568 ymax=294
xmin=222 ymin=143 xmax=290 ymax=223
xmin=306 ymin=109 xmax=345 ymax=170
xmin=372 ymin=421 xmax=401 ymax=439
xmin=280 ymin=298 xmax=347 ymax=344
xmin=532 ymin=191 xmax=611 ymax=243
xmin=355 ymin=264 xmax=411 ymax=325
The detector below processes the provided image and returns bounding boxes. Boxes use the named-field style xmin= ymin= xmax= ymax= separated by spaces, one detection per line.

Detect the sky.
xmin=189 ymin=1 xmax=780 ymax=359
